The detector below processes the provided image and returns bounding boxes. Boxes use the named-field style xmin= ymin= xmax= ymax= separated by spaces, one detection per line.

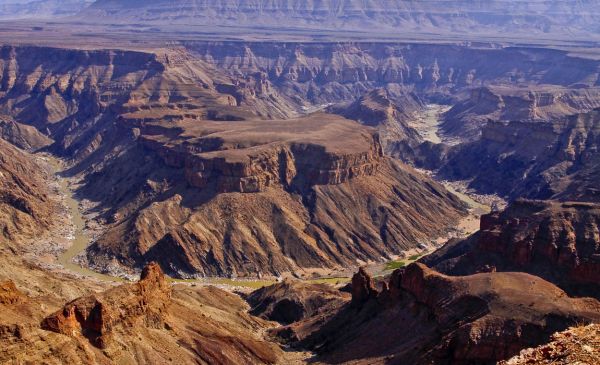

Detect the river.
xmin=47 ymin=157 xmax=121 ymax=282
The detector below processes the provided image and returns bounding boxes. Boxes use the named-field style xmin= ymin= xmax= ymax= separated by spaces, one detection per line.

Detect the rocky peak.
xmin=41 ymin=262 xmax=171 ymax=349
xmin=351 ymin=267 xmax=378 ymax=306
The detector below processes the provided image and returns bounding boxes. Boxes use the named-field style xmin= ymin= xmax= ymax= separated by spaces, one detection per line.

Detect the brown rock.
xmin=41 ymin=262 xmax=171 ymax=349
xmin=282 ymin=264 xmax=600 ymax=364
xmin=247 ymin=279 xmax=350 ymax=325
xmin=351 ymin=267 xmax=378 ymax=306
xmin=423 ymin=199 xmax=600 ymax=298
xmin=0 ymin=280 xmax=24 ymax=305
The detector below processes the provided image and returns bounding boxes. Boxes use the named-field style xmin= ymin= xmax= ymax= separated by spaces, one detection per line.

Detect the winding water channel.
xmin=48 ymin=158 xmax=121 ymax=282
xmin=48 ymin=105 xmax=491 ymax=284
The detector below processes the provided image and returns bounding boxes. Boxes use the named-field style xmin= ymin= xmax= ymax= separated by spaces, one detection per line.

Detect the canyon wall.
xmin=83 ymin=0 xmax=600 ymax=40
xmin=422 ymin=199 xmax=600 ymax=299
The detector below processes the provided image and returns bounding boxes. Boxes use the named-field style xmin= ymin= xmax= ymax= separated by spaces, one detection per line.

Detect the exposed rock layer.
xmin=85 ymin=114 xmax=466 ymax=277
xmin=247 ymin=279 xmax=349 ymax=325
xmin=0 ymin=263 xmax=285 ymax=364
xmin=275 ymin=264 xmax=600 ymax=364
xmin=422 ymin=199 xmax=600 ymax=299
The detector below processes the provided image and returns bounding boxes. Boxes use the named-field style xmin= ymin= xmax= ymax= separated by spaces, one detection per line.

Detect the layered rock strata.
xmin=273 ymin=264 xmax=600 ymax=364
xmin=422 ymin=199 xmax=600 ymax=298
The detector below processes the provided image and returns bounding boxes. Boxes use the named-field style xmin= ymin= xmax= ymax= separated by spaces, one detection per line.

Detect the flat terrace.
xmin=140 ymin=113 xmax=379 ymax=162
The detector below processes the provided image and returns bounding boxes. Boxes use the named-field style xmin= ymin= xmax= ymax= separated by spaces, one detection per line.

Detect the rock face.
xmin=42 ymin=262 xmax=172 ymax=349
xmin=329 ymin=88 xmax=423 ymax=153
xmin=422 ymin=199 xmax=600 ymax=299
xmin=139 ymin=114 xmax=385 ymax=193
xmin=84 ymin=114 xmax=467 ymax=277
xmin=0 ymin=138 xmax=54 ymax=247
xmin=2 ymin=263 xmax=286 ymax=364
xmin=500 ymin=324 xmax=600 ymax=365
xmin=186 ymin=42 xmax=600 ymax=107
xmin=279 ymin=264 xmax=600 ymax=365
xmin=0 ymin=280 xmax=24 ymax=305
xmin=82 ymin=0 xmax=600 ymax=40
xmin=247 ymin=279 xmax=350 ymax=325
xmin=435 ymin=108 xmax=600 ymax=201
xmin=441 ymin=86 xmax=600 ymax=142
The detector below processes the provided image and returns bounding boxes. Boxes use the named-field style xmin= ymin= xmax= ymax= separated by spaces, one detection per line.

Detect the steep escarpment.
xmin=269 ymin=264 xmax=600 ymax=364
xmin=83 ymin=114 xmax=466 ymax=278
xmin=83 ymin=0 xmax=600 ymax=40
xmin=186 ymin=42 xmax=600 ymax=107
xmin=1 ymin=263 xmax=286 ymax=364
xmin=435 ymin=108 xmax=600 ymax=201
xmin=0 ymin=138 xmax=54 ymax=247
xmin=422 ymin=199 xmax=600 ymax=299
xmin=442 ymin=86 xmax=600 ymax=141
xmin=139 ymin=114 xmax=384 ymax=193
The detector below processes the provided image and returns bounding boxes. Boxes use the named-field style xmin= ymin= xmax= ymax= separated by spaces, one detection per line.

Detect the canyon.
xmin=0 ymin=2 xmax=600 ymax=364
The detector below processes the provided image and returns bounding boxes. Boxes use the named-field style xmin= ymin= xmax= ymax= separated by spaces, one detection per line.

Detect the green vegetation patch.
xmin=384 ymin=260 xmax=406 ymax=271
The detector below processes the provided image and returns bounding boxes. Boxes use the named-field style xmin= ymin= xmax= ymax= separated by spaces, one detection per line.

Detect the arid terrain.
xmin=0 ymin=1 xmax=600 ymax=364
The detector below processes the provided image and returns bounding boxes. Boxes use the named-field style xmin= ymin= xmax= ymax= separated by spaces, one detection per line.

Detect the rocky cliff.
xmin=83 ymin=114 xmax=467 ymax=278
xmin=436 ymin=108 xmax=600 ymax=201
xmin=269 ymin=263 xmax=600 ymax=364
xmin=442 ymin=86 xmax=600 ymax=141
xmin=42 ymin=262 xmax=172 ymax=349
xmin=139 ymin=114 xmax=384 ymax=193
xmin=1 ymin=263 xmax=287 ymax=364
xmin=422 ymin=199 xmax=600 ymax=299
xmin=186 ymin=42 xmax=600 ymax=107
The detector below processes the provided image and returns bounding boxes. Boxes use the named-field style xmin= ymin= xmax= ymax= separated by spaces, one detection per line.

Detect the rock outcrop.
xmin=2 ymin=263 xmax=287 ymax=364
xmin=83 ymin=114 xmax=467 ymax=278
xmin=442 ymin=86 xmax=600 ymax=142
xmin=422 ymin=199 xmax=600 ymax=299
xmin=500 ymin=324 xmax=600 ymax=365
xmin=0 ymin=280 xmax=24 ymax=305
xmin=435 ymin=108 xmax=600 ymax=202
xmin=350 ymin=267 xmax=377 ymax=306
xmin=42 ymin=262 xmax=172 ymax=348
xmin=278 ymin=264 xmax=600 ymax=364
xmin=247 ymin=279 xmax=349 ymax=325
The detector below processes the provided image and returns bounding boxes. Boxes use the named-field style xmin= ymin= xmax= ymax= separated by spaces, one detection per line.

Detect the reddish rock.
xmin=0 ymin=280 xmax=24 ymax=305
xmin=423 ymin=199 xmax=600 ymax=298
xmin=282 ymin=264 xmax=600 ymax=364
xmin=41 ymin=262 xmax=171 ymax=349
xmin=351 ymin=267 xmax=378 ymax=306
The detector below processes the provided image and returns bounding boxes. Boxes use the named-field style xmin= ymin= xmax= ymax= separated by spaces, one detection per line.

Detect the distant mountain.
xmin=0 ymin=0 xmax=93 ymax=19
xmin=81 ymin=0 xmax=600 ymax=38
